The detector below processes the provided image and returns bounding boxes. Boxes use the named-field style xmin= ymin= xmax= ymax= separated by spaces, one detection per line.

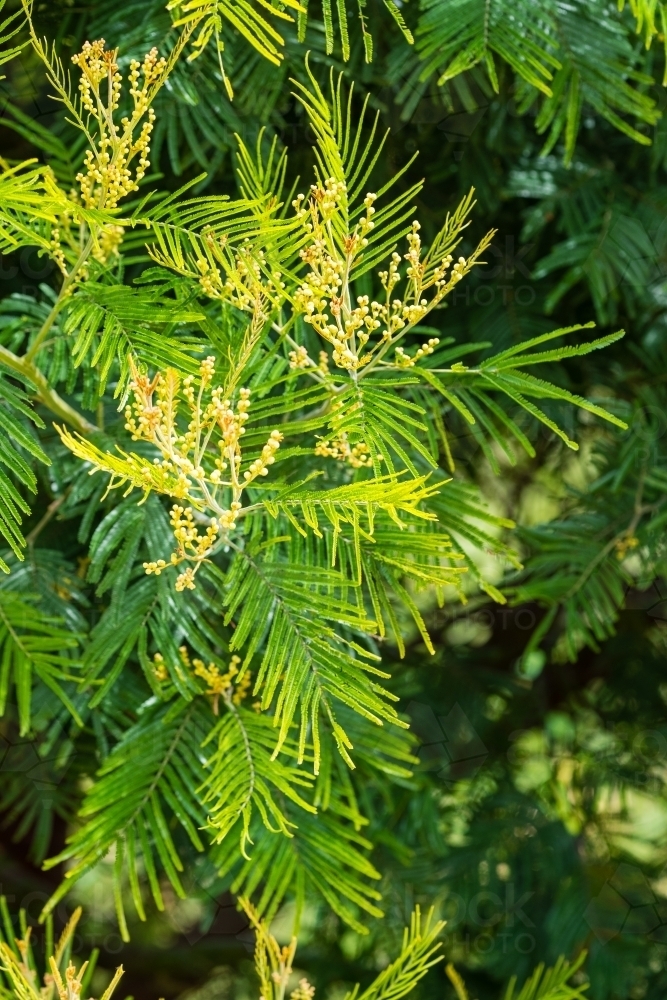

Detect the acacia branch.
xmin=0 ymin=345 xmax=97 ymax=435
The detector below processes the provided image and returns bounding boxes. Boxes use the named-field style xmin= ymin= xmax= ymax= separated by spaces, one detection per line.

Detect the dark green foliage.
xmin=1 ymin=2 xmax=667 ymax=1000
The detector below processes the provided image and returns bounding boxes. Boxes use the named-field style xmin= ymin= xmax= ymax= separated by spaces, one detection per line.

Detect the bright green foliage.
xmin=446 ymin=953 xmax=588 ymax=1000
xmin=159 ymin=0 xmax=667 ymax=160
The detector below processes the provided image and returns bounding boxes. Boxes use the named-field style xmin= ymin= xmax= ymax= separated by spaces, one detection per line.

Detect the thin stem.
xmin=26 ymin=493 xmax=68 ymax=547
xmin=25 ymin=237 xmax=94 ymax=364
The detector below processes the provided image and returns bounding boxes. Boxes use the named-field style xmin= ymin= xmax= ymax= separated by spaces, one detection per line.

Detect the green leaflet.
xmin=219 ymin=543 xmax=403 ymax=769
xmin=212 ymin=786 xmax=384 ymax=932
xmin=203 ymin=704 xmax=317 ymax=846
xmin=62 ymin=282 xmax=204 ymax=397
xmin=42 ymin=699 xmax=210 ymax=937
xmin=0 ymin=374 xmax=50 ymax=570
xmin=0 ymin=590 xmax=81 ymax=735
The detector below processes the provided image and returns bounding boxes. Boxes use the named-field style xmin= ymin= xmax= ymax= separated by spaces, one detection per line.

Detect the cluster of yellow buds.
xmin=287 ymin=345 xmax=333 ymax=374
xmin=193 ymin=653 xmax=252 ymax=714
xmin=315 ymin=434 xmax=380 ymax=469
xmin=446 ymin=256 xmax=469 ymax=286
xmin=404 ymin=221 xmax=423 ymax=278
xmin=128 ymin=47 xmax=167 ymax=104
xmin=219 ymin=501 xmax=242 ymax=530
xmin=615 ymin=533 xmax=639 ymax=560
xmin=290 ymin=980 xmax=316 ymax=1000
xmin=143 ymin=504 xmax=219 ymax=591
xmin=175 ymin=648 xmax=252 ymax=714
xmin=291 ymin=184 xmax=383 ymax=373
xmin=305 ymin=177 xmax=347 ymax=223
xmin=394 ymin=337 xmax=440 ymax=368
xmin=196 ymin=256 xmax=225 ymax=299
xmin=290 ymin=177 xmax=481 ymax=373
xmin=121 ymin=358 xmax=285 ymax=590
xmin=124 ymin=369 xmax=168 ymax=440
xmin=223 ymin=244 xmax=269 ymax=310
xmin=194 ymin=238 xmax=284 ymax=318
xmin=92 ymin=223 xmax=125 ymax=263
xmin=244 ymin=430 xmax=283 ymax=481
xmin=72 ymin=40 xmax=121 ymax=114
xmin=153 ymin=647 xmax=254 ymax=714
xmin=289 ymin=345 xmax=311 ymax=369
xmin=152 ymin=651 xmax=169 ymax=682
xmin=72 ymin=40 xmax=165 ymax=211
xmin=49 ymin=227 xmax=68 ymax=276
xmin=378 ymin=252 xmax=402 ymax=298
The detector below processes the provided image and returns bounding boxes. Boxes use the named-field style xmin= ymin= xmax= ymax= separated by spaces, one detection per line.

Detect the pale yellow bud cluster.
xmin=405 ymin=221 xmax=422 ymax=276
xmin=290 ymin=980 xmax=316 ymax=1000
xmin=122 ymin=361 xmax=285 ymax=592
xmin=72 ymin=40 xmax=120 ymax=114
xmin=92 ymin=224 xmax=124 ymax=263
xmin=292 ymin=192 xmax=307 ymax=219
xmin=124 ymin=370 xmax=166 ymax=440
xmin=200 ymin=355 xmax=216 ymax=384
xmin=291 ymin=188 xmax=476 ymax=374
xmin=128 ymin=48 xmax=167 ymax=105
xmin=379 ymin=252 xmax=402 ymax=297
xmin=152 ymin=647 xmax=253 ymax=714
xmin=289 ymin=345 xmax=312 ymax=369
xmin=143 ymin=504 xmax=219 ymax=590
xmin=153 ymin=651 xmax=168 ymax=682
xmin=195 ymin=257 xmax=224 ymax=299
xmin=395 ymin=337 xmax=440 ymax=368
xmin=448 ymin=256 xmax=468 ymax=285
xmin=49 ymin=228 xmax=68 ymax=276
xmin=72 ymin=39 xmax=164 ymax=210
xmin=432 ymin=255 xmax=454 ymax=286
xmin=219 ymin=501 xmax=242 ymax=530
xmin=226 ymin=246 xmax=274 ymax=310
xmin=315 ymin=434 xmax=380 ymax=469
xmin=310 ymin=177 xmax=346 ymax=221
xmin=244 ymin=429 xmax=283 ymax=481
xmin=211 ymin=385 xmax=250 ymax=460
xmin=171 ymin=504 xmax=218 ymax=549
xmin=615 ymin=533 xmax=639 ymax=560
xmin=193 ymin=238 xmax=285 ymax=320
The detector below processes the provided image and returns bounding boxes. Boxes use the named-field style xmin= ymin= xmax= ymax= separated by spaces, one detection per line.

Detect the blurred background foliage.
xmin=3 ymin=1 xmax=667 ymax=999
